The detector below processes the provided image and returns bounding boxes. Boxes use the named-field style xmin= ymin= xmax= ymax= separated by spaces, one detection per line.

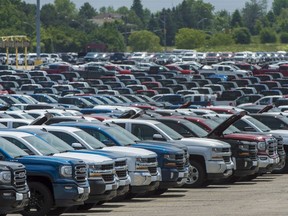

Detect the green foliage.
xmin=128 ymin=30 xmax=161 ymax=51
xmin=207 ymin=33 xmax=234 ymax=46
xmin=272 ymin=0 xmax=288 ymax=16
xmin=233 ymin=27 xmax=251 ymax=44
xmin=79 ymin=2 xmax=97 ymax=19
xmin=175 ymin=28 xmax=206 ymax=49
xmin=280 ymin=32 xmax=288 ymax=43
xmin=259 ymin=28 xmax=277 ymax=43
xmin=230 ymin=10 xmax=243 ymax=28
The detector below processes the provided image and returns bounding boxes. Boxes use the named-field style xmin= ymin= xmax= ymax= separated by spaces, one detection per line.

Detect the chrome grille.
xmin=116 ymin=170 xmax=127 ymax=178
xmin=74 ymin=164 xmax=87 ymax=183
xmin=102 ymin=173 xmax=114 ymax=183
xmin=148 ymin=167 xmax=157 ymax=175
xmin=147 ymin=157 xmax=157 ymax=163
xmin=222 ymin=148 xmax=230 ymax=152
xmin=115 ymin=160 xmax=126 ymax=167
xmin=267 ymin=139 xmax=278 ymax=156
xmin=13 ymin=169 xmax=26 ymax=189
xmin=101 ymin=163 xmax=114 ymax=170
xmin=249 ymin=144 xmax=257 ymax=160
xmin=175 ymin=154 xmax=184 ymax=160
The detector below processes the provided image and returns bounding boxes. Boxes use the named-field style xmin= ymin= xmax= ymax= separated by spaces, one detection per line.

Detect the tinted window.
xmin=131 ymin=124 xmax=161 ymax=140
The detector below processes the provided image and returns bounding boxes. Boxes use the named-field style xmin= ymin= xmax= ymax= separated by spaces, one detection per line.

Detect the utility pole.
xmin=163 ymin=14 xmax=167 ymax=52
xmin=36 ymin=0 xmax=41 ymax=60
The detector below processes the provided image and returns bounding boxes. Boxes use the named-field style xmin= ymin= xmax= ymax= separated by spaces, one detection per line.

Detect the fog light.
xmin=64 ymin=186 xmax=73 ymax=190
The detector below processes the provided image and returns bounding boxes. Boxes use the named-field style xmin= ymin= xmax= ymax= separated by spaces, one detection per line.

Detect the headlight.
xmin=0 ymin=171 xmax=11 ymax=183
xmin=60 ymin=166 xmax=72 ymax=178
xmin=257 ymin=142 xmax=267 ymax=151
xmin=212 ymin=148 xmax=222 ymax=153
xmin=164 ymin=154 xmax=176 ymax=160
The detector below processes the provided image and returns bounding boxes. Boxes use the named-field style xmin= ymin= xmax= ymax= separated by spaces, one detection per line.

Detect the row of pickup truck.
xmin=0 ymin=110 xmax=285 ymax=216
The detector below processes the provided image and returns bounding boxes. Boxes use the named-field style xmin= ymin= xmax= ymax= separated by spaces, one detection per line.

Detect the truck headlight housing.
xmin=238 ymin=144 xmax=249 ymax=150
xmin=136 ymin=157 xmax=148 ymax=163
xmin=212 ymin=148 xmax=222 ymax=153
xmin=257 ymin=142 xmax=267 ymax=151
xmin=211 ymin=148 xmax=224 ymax=160
xmin=60 ymin=166 xmax=73 ymax=178
xmin=164 ymin=154 xmax=176 ymax=160
xmin=0 ymin=171 xmax=11 ymax=183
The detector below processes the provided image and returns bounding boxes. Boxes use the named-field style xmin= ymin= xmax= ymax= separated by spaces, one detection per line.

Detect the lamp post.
xmin=160 ymin=14 xmax=167 ymax=52
xmin=36 ymin=0 xmax=41 ymax=62
xmin=197 ymin=18 xmax=208 ymax=30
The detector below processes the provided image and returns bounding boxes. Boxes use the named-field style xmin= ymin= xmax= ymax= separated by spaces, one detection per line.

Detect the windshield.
xmin=106 ymin=126 xmax=139 ymax=145
xmin=74 ymin=131 xmax=105 ymax=149
xmin=246 ymin=117 xmax=271 ymax=132
xmin=183 ymin=121 xmax=208 ymax=137
xmin=23 ymin=136 xmax=59 ymax=155
xmin=0 ymin=137 xmax=28 ymax=158
xmin=155 ymin=122 xmax=183 ymax=140
xmin=37 ymin=133 xmax=74 ymax=152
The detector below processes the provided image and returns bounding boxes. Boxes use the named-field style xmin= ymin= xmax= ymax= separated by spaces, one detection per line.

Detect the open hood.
xmin=257 ymin=104 xmax=274 ymax=113
xmin=207 ymin=111 xmax=246 ymax=137
xmin=29 ymin=113 xmax=54 ymax=125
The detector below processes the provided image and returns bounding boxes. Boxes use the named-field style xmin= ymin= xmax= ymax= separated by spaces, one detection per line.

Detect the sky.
xmin=24 ymin=0 xmax=273 ymax=13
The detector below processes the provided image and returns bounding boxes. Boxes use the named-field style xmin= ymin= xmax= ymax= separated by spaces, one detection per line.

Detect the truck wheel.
xmin=272 ymin=160 xmax=288 ymax=174
xmin=21 ymin=182 xmax=53 ymax=216
xmin=185 ymin=161 xmax=207 ymax=188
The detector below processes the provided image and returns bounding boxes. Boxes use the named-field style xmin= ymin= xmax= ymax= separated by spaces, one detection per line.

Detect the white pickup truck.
xmin=200 ymin=64 xmax=252 ymax=77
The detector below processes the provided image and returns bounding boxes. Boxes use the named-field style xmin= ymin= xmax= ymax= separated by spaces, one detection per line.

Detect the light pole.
xmin=197 ymin=18 xmax=208 ymax=30
xmin=36 ymin=0 xmax=41 ymax=61
xmin=160 ymin=14 xmax=167 ymax=52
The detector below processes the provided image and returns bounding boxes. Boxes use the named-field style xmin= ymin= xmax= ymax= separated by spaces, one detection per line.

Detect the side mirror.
xmin=71 ymin=143 xmax=84 ymax=149
xmin=153 ymin=134 xmax=166 ymax=141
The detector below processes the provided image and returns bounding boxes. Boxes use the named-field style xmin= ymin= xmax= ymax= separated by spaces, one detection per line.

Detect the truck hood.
xmin=16 ymin=155 xmax=84 ymax=166
xmin=131 ymin=143 xmax=183 ymax=155
xmin=207 ymin=111 xmax=246 ymax=137
xmin=102 ymin=146 xmax=156 ymax=157
xmin=269 ymin=130 xmax=288 ymax=138
xmin=70 ymin=149 xmax=126 ymax=160
xmin=53 ymin=152 xmax=113 ymax=164
xmin=178 ymin=137 xmax=231 ymax=148
xmin=223 ymin=133 xmax=266 ymax=142
xmin=136 ymin=140 xmax=188 ymax=152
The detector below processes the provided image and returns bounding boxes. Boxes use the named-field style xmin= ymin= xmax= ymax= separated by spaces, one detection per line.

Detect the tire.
xmin=184 ymin=161 xmax=207 ymax=188
xmin=20 ymin=182 xmax=53 ymax=216
xmin=96 ymin=201 xmax=105 ymax=206
xmin=272 ymin=159 xmax=288 ymax=174
xmin=47 ymin=207 xmax=68 ymax=216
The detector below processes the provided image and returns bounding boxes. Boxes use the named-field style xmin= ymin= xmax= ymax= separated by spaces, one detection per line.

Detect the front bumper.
xmin=258 ymin=155 xmax=280 ymax=173
xmin=159 ymin=167 xmax=189 ymax=189
xmin=130 ymin=170 xmax=161 ymax=194
xmin=233 ymin=157 xmax=258 ymax=177
xmin=206 ymin=160 xmax=234 ymax=180
xmin=53 ymin=183 xmax=90 ymax=207
xmin=0 ymin=188 xmax=30 ymax=214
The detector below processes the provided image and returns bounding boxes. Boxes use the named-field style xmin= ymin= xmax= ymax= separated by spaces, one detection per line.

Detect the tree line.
xmin=2 ymin=0 xmax=288 ymax=52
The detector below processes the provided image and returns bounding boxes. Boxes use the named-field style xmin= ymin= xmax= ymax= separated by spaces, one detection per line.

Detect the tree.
xmin=233 ymin=27 xmax=251 ymax=44
xmin=128 ymin=30 xmax=161 ymax=51
xmin=40 ymin=4 xmax=58 ymax=27
xmin=79 ymin=2 xmax=97 ymax=19
xmin=230 ymin=10 xmax=243 ymax=28
xmin=272 ymin=0 xmax=288 ymax=16
xmin=131 ymin=0 xmax=144 ymax=20
xmin=280 ymin=32 xmax=288 ymax=43
xmin=242 ymin=0 xmax=268 ymax=35
xmin=259 ymin=28 xmax=277 ymax=43
xmin=175 ymin=28 xmax=206 ymax=49
xmin=207 ymin=33 xmax=234 ymax=46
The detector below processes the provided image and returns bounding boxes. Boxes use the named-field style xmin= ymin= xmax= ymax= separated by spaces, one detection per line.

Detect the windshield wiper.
xmin=14 ymin=155 xmax=26 ymax=158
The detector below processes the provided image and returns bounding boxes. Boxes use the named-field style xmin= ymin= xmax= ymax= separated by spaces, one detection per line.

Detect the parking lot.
xmin=11 ymin=173 xmax=287 ymax=216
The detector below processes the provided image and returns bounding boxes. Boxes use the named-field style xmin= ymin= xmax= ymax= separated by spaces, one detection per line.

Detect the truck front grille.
xmin=74 ymin=164 xmax=87 ymax=183
xmin=13 ymin=169 xmax=26 ymax=189
xmin=222 ymin=148 xmax=230 ymax=152
xmin=101 ymin=163 xmax=114 ymax=170
xmin=249 ymin=144 xmax=257 ymax=160
xmin=116 ymin=170 xmax=127 ymax=178
xmin=147 ymin=157 xmax=157 ymax=163
xmin=148 ymin=167 xmax=157 ymax=175
xmin=102 ymin=174 xmax=115 ymax=183
xmin=267 ymin=139 xmax=278 ymax=156
xmin=115 ymin=160 xmax=126 ymax=167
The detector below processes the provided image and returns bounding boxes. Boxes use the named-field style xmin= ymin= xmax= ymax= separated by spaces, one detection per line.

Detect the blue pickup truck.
xmin=0 ymin=136 xmax=90 ymax=216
